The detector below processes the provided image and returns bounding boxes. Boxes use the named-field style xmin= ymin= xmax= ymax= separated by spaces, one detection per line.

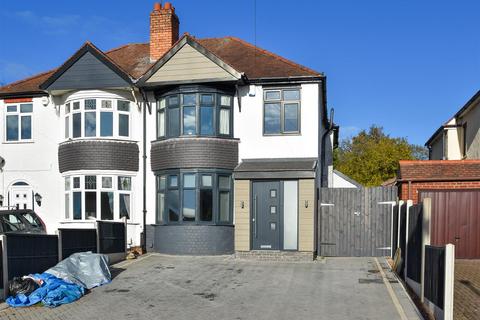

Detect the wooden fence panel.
xmin=424 ymin=245 xmax=445 ymax=309
xmin=407 ymin=204 xmax=423 ymax=282
xmin=97 ymin=222 xmax=125 ymax=254
xmin=319 ymin=186 xmax=397 ymax=257
xmin=60 ymin=229 xmax=97 ymax=259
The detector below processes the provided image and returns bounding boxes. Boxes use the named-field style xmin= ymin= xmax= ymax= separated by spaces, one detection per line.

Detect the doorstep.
xmin=235 ymin=250 xmax=315 ymax=262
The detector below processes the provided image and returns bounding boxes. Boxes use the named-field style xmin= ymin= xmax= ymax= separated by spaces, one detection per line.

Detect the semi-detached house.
xmin=0 ymin=2 xmax=336 ymax=258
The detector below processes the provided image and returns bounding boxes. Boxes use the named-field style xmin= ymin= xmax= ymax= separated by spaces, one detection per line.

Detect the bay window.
xmin=5 ymin=103 xmax=33 ymax=142
xmin=157 ymin=88 xmax=233 ymax=139
xmin=64 ymin=98 xmax=131 ymax=139
xmin=263 ymin=88 xmax=301 ymax=135
xmin=64 ymin=175 xmax=133 ymax=221
xmin=156 ymin=171 xmax=232 ymax=225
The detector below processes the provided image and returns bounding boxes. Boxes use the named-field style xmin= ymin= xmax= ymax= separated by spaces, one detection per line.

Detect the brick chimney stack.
xmin=150 ymin=2 xmax=179 ymax=61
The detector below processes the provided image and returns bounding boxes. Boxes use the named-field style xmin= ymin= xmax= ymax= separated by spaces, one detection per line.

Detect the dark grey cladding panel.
xmin=146 ymin=225 xmax=234 ymax=255
xmin=151 ymin=138 xmax=239 ymax=171
xmin=47 ymin=52 xmax=130 ymax=90
xmin=59 ymin=140 xmax=139 ymax=173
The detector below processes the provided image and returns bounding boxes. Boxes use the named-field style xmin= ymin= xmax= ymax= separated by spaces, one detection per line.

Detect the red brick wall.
xmin=398 ymin=181 xmax=480 ymax=203
xmin=150 ymin=4 xmax=179 ymax=61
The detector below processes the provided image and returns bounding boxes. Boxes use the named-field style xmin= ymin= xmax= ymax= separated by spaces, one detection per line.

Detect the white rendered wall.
xmin=234 ymin=84 xmax=320 ymax=160
xmin=332 ymin=172 xmax=359 ymax=188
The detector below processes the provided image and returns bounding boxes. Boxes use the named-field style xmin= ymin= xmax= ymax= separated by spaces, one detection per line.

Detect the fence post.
xmin=397 ymin=200 xmax=404 ymax=254
xmin=1 ymin=235 xmax=8 ymax=300
xmin=405 ymin=200 xmax=413 ymax=280
xmin=444 ymin=244 xmax=455 ymax=320
xmin=58 ymin=229 xmax=63 ymax=262
xmin=95 ymin=220 xmax=100 ymax=254
xmin=421 ymin=198 xmax=432 ymax=303
xmin=123 ymin=216 xmax=128 ymax=255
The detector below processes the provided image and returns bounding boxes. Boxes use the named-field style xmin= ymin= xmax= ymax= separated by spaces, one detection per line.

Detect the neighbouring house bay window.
xmin=5 ymin=103 xmax=33 ymax=142
xmin=155 ymin=171 xmax=232 ymax=225
xmin=263 ymin=88 xmax=301 ymax=135
xmin=64 ymin=175 xmax=132 ymax=221
xmin=64 ymin=98 xmax=131 ymax=139
xmin=156 ymin=89 xmax=233 ymax=139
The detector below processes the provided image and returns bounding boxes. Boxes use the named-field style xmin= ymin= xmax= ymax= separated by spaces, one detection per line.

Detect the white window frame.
xmin=64 ymin=98 xmax=131 ymax=140
xmin=4 ymin=103 xmax=34 ymax=143
xmin=64 ymin=174 xmax=133 ymax=221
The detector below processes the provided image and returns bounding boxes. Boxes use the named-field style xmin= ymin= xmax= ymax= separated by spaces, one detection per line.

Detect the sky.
xmin=0 ymin=0 xmax=479 ymax=146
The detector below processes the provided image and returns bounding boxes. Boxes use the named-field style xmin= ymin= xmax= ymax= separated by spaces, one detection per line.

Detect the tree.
xmin=334 ymin=125 xmax=427 ymax=186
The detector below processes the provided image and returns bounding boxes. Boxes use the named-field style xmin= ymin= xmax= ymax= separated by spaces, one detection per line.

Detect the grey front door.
xmin=252 ymin=181 xmax=280 ymax=250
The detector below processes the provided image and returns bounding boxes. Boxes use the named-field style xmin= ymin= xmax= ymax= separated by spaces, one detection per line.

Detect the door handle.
xmin=253 ymin=195 xmax=258 ymax=238
xmin=455 ymin=236 xmax=460 ymax=241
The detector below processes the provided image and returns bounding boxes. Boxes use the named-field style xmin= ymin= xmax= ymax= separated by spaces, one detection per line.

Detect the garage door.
xmin=420 ymin=190 xmax=480 ymax=259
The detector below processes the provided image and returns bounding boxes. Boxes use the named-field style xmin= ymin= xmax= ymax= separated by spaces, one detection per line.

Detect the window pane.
xmin=65 ymin=177 xmax=71 ymax=191
xmin=158 ymin=111 xmax=165 ymax=137
xmin=85 ymin=192 xmax=96 ymax=219
xmin=20 ymin=104 xmax=33 ymax=113
xmin=284 ymin=103 xmax=299 ymax=132
xmin=85 ymin=112 xmax=96 ymax=137
xmin=183 ymin=106 xmax=196 ymax=135
xmin=168 ymin=189 xmax=179 ymax=221
xmin=118 ymin=100 xmax=130 ymax=112
xmin=7 ymin=105 xmax=17 ymax=112
xmin=65 ymin=116 xmax=70 ymax=138
xmin=219 ymin=109 xmax=230 ymax=135
xmin=168 ymin=95 xmax=179 ymax=106
xmin=157 ymin=192 xmax=164 ymax=223
xmin=65 ymin=103 xmax=70 ymax=114
xmin=184 ymin=174 xmax=196 ymax=188
xmin=6 ymin=115 xmax=19 ymax=141
xmin=101 ymin=100 xmax=112 ymax=109
xmin=119 ymin=114 xmax=129 ymax=137
xmin=219 ymin=176 xmax=230 ymax=189
xmin=219 ymin=191 xmax=230 ymax=222
xmin=118 ymin=176 xmax=131 ymax=190
xmin=85 ymin=175 xmax=97 ymax=189
xmin=159 ymin=176 xmax=166 ymax=190
xmin=101 ymin=192 xmax=114 ymax=220
xmin=73 ymin=177 xmax=80 ymax=189
xmin=200 ymin=106 xmax=214 ymax=135
xmin=183 ymin=94 xmax=196 ymax=106
xmin=169 ymin=175 xmax=178 ymax=188
xmin=102 ymin=177 xmax=112 ymax=188
xmin=200 ymin=189 xmax=213 ymax=221
xmin=65 ymin=194 xmax=70 ymax=219
xmin=201 ymin=94 xmax=213 ymax=105
xmin=21 ymin=116 xmax=32 ymax=139
xmin=265 ymin=90 xmax=281 ymax=100
xmin=159 ymin=99 xmax=166 ymax=110
xmin=73 ymin=113 xmax=81 ymax=138
xmin=85 ymin=99 xmax=96 ymax=110
xmin=283 ymin=89 xmax=300 ymax=101
xmin=120 ymin=194 xmax=130 ymax=219
xmin=73 ymin=102 xmax=80 ymax=110
xmin=201 ymin=175 xmax=212 ymax=187
xmin=168 ymin=107 xmax=180 ymax=136
xmin=264 ymin=103 xmax=281 ymax=134
xmin=100 ymin=112 xmax=113 ymax=136
xmin=182 ymin=189 xmax=196 ymax=221
xmin=220 ymin=95 xmax=231 ymax=106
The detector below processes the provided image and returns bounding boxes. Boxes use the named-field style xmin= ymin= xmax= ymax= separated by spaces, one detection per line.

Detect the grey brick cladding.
xmin=146 ymin=225 xmax=234 ymax=255
xmin=151 ymin=137 xmax=239 ymax=171
xmin=58 ymin=139 xmax=139 ymax=173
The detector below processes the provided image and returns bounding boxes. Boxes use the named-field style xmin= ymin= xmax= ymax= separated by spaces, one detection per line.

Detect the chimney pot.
xmin=164 ymin=2 xmax=172 ymax=9
xmin=153 ymin=2 xmax=161 ymax=11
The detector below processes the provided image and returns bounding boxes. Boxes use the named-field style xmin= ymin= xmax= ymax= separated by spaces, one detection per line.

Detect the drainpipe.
xmin=320 ymin=108 xmax=335 ymax=187
xmin=139 ymin=89 xmax=150 ymax=254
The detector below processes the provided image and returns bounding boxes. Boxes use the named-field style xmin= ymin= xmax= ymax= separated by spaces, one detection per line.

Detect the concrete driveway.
xmin=0 ymin=255 xmax=422 ymax=320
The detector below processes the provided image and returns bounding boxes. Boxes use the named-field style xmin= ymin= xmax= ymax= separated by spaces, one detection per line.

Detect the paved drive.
xmin=0 ymin=255 xmax=422 ymax=320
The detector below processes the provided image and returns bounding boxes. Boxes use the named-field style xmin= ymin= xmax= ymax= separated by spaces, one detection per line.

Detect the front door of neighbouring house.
xmin=252 ymin=181 xmax=281 ymax=250
xmin=9 ymin=183 xmax=33 ymax=210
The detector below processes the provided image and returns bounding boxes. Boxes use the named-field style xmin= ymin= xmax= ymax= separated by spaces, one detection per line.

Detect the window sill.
xmin=262 ymin=133 xmax=301 ymax=137
xmin=2 ymin=140 xmax=35 ymax=144
xmin=60 ymin=137 xmax=139 ymax=144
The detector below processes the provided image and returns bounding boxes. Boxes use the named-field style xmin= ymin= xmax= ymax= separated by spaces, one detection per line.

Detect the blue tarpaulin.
xmin=6 ymin=273 xmax=85 ymax=308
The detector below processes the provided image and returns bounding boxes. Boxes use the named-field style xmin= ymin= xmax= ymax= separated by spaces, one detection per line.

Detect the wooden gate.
xmin=319 ymin=187 xmax=397 ymax=257
xmin=420 ymin=190 xmax=480 ymax=259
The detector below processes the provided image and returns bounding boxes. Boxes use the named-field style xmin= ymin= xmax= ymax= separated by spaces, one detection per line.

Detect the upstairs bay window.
xmin=65 ymin=98 xmax=131 ymax=139
xmin=157 ymin=90 xmax=233 ymax=139
xmin=263 ymin=88 xmax=301 ymax=135
xmin=65 ymin=174 xmax=132 ymax=221
xmin=5 ymin=103 xmax=33 ymax=142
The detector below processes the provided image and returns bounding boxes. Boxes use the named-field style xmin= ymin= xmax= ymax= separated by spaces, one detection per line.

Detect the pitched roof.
xmin=398 ymin=160 xmax=480 ymax=181
xmin=0 ymin=36 xmax=322 ymax=97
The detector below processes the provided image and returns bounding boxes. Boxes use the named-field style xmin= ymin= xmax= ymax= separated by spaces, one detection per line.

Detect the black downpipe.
xmin=140 ymin=89 xmax=150 ymax=253
xmin=321 ymin=109 xmax=334 ymax=187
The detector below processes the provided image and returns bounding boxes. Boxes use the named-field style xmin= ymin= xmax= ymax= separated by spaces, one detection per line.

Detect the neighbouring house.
xmin=0 ymin=3 xmax=336 ymax=257
xmin=331 ymin=170 xmax=361 ymax=188
xmin=426 ymin=90 xmax=480 ymax=160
